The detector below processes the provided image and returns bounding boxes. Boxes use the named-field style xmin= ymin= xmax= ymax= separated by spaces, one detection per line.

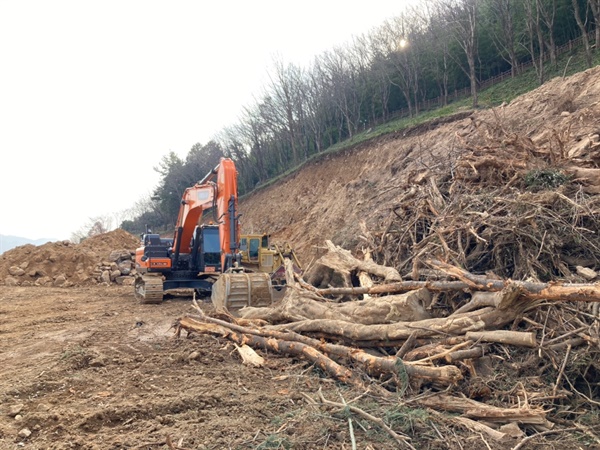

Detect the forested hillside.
xmin=120 ymin=0 xmax=600 ymax=236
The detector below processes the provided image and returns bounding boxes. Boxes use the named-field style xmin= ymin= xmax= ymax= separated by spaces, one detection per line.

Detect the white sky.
xmin=0 ymin=0 xmax=409 ymax=240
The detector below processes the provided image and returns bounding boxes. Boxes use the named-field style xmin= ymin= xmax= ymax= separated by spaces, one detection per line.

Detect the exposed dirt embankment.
xmin=239 ymin=67 xmax=600 ymax=269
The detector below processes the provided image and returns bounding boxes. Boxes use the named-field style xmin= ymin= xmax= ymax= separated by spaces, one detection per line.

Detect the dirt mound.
xmin=0 ymin=229 xmax=141 ymax=287
xmin=79 ymin=228 xmax=140 ymax=256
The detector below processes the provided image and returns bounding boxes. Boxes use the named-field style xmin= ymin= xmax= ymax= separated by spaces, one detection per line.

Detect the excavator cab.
xmin=240 ymin=234 xmax=269 ymax=263
xmin=189 ymin=225 xmax=221 ymax=272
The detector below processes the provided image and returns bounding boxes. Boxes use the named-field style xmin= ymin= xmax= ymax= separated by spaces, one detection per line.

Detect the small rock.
xmin=5 ymin=276 xmax=19 ymax=286
xmin=8 ymin=404 xmax=24 ymax=417
xmin=53 ymin=275 xmax=67 ymax=286
xmin=100 ymin=270 xmax=111 ymax=283
xmin=560 ymin=111 xmax=571 ymax=117
xmin=8 ymin=266 xmax=25 ymax=277
xmin=188 ymin=351 xmax=200 ymax=361
xmin=121 ymin=277 xmax=135 ymax=286
xmin=14 ymin=414 xmax=23 ymax=421
xmin=18 ymin=428 xmax=31 ymax=438
xmin=110 ymin=269 xmax=122 ymax=281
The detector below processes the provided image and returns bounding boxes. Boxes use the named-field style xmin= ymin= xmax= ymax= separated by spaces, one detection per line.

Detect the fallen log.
xmin=176 ymin=316 xmax=362 ymax=387
xmin=313 ymin=263 xmax=600 ymax=303
xmin=269 ymin=303 xmax=525 ymax=342
xmin=180 ymin=306 xmax=462 ymax=385
xmin=429 ymin=259 xmax=600 ymax=302
xmin=314 ymin=280 xmax=470 ymax=297
xmin=239 ymin=288 xmax=432 ymax=324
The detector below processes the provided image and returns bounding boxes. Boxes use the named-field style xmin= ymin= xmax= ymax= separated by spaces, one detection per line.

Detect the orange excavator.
xmin=134 ymin=157 xmax=274 ymax=308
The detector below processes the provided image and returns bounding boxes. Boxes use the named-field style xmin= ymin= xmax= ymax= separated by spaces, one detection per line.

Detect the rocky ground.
xmin=2 ymin=67 xmax=600 ymax=449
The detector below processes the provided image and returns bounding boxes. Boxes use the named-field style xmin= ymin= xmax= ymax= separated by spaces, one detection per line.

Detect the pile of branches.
xmin=370 ymin=116 xmax=600 ymax=282
xmin=176 ymin=244 xmax=600 ymax=447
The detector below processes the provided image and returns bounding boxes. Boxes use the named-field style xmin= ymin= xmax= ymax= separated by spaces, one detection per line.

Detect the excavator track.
xmin=134 ymin=275 xmax=164 ymax=304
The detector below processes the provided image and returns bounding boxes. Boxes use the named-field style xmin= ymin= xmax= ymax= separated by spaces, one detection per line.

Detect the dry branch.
xmin=304 ymin=389 xmax=416 ymax=449
xmin=417 ymin=394 xmax=552 ymax=428
xmin=177 ymin=316 xmax=362 ymax=387
xmin=465 ymin=330 xmax=537 ymax=347
xmin=429 ymin=259 xmax=600 ymax=302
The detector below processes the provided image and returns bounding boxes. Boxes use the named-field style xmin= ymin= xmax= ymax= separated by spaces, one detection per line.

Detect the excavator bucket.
xmin=211 ymin=272 xmax=274 ymax=312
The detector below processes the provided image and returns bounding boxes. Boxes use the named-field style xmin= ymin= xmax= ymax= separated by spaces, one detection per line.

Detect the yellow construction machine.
xmin=239 ymin=234 xmax=303 ymax=286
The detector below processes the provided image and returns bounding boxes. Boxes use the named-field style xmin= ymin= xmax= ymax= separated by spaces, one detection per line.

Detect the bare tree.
xmin=488 ymin=0 xmax=521 ymax=77
xmin=571 ymin=0 xmax=592 ymax=67
xmin=70 ymin=215 xmax=113 ymax=243
xmin=523 ymin=0 xmax=546 ymax=84
xmin=591 ymin=0 xmax=600 ymax=49
xmin=538 ymin=0 xmax=557 ymax=67
xmin=437 ymin=0 xmax=479 ymax=108
xmin=421 ymin=2 xmax=453 ymax=105
xmin=316 ymin=46 xmax=362 ymax=139
xmin=302 ymin=62 xmax=328 ymax=152
xmin=267 ymin=59 xmax=304 ymax=165
xmin=360 ymin=31 xmax=393 ymax=121
xmin=376 ymin=14 xmax=421 ymax=117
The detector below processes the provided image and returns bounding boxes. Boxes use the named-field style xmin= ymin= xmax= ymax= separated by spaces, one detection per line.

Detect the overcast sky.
xmin=0 ymin=0 xmax=409 ymax=240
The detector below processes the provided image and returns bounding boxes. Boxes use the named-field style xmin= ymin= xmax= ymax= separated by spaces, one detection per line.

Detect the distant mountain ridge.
xmin=0 ymin=235 xmax=56 ymax=255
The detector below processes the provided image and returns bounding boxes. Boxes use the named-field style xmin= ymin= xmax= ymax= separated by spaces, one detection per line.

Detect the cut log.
xmin=235 ymin=344 xmax=265 ymax=367
xmin=465 ymin=330 xmax=537 ymax=347
xmin=358 ymin=250 xmax=374 ymax=299
xmin=239 ymin=288 xmax=432 ymax=324
xmin=315 ymin=280 xmax=472 ymax=297
xmin=269 ymin=304 xmax=524 ymax=343
xmin=313 ymin=262 xmax=600 ymax=303
xmin=179 ymin=308 xmax=461 ymax=385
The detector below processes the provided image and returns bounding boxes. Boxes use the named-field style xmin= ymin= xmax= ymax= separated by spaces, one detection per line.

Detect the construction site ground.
xmin=2 ymin=66 xmax=600 ymax=449
xmin=1 ymin=286 xmax=362 ymax=450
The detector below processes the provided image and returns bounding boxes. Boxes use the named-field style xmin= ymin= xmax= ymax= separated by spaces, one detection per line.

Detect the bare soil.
xmin=1 ymin=286 xmax=378 ymax=449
